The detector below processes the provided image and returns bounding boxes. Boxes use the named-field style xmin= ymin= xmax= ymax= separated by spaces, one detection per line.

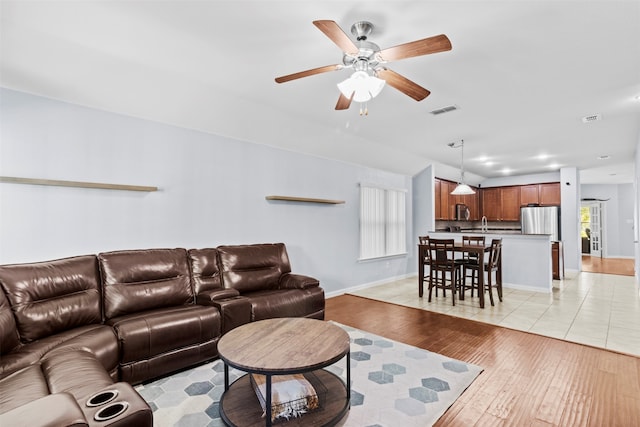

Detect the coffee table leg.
xmin=346 ymin=350 xmax=351 ymax=409
xmin=224 ymin=363 xmax=229 ymax=391
xmin=266 ymin=375 xmax=272 ymax=427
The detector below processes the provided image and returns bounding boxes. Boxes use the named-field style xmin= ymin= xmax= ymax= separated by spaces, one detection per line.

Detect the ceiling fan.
xmin=275 ymin=20 xmax=452 ymax=113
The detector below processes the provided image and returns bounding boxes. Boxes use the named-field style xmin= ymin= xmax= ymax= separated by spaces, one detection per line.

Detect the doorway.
xmin=580 ymin=202 xmax=603 ymax=258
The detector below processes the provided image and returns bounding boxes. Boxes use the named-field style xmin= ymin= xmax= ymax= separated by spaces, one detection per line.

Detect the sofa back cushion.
xmin=98 ymin=248 xmax=193 ymax=320
xmin=0 ymin=256 xmax=102 ymax=343
xmin=0 ymin=288 xmax=20 ymax=354
xmin=187 ymin=248 xmax=223 ymax=295
xmin=217 ymin=243 xmax=292 ymax=293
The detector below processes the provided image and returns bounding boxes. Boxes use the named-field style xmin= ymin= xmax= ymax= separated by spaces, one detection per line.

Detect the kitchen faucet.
xmin=481 ymin=216 xmax=488 ymax=232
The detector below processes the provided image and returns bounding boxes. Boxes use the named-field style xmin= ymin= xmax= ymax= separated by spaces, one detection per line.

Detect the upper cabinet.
xmin=501 ymin=186 xmax=521 ymax=221
xmin=520 ymin=185 xmax=539 ymax=206
xmin=482 ymin=186 xmax=520 ymax=221
xmin=481 ymin=188 xmax=501 ymax=220
xmin=519 ymin=182 xmax=561 ymax=206
xmin=434 ymin=178 xmax=480 ymax=220
xmin=539 ymin=183 xmax=561 ymax=205
xmin=435 ymin=179 xmax=557 ymax=222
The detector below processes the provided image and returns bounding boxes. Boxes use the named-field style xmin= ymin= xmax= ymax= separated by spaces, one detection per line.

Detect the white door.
xmin=590 ymin=204 xmax=602 ymax=257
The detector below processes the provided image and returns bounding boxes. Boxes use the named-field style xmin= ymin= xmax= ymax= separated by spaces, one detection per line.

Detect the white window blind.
xmin=360 ymin=185 xmax=407 ymax=259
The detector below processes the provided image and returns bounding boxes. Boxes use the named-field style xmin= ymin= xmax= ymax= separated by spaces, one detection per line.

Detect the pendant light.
xmin=449 ymin=140 xmax=475 ymax=195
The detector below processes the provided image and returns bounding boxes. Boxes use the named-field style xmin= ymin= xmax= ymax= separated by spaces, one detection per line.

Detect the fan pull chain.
xmin=359 ymin=103 xmax=369 ymax=116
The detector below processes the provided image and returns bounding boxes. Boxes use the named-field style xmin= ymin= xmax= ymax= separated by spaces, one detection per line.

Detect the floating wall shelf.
xmin=265 ymin=195 xmax=345 ymax=205
xmin=0 ymin=176 xmax=158 ymax=192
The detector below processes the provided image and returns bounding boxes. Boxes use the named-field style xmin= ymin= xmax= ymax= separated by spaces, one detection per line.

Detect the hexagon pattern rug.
xmin=135 ymin=322 xmax=483 ymax=427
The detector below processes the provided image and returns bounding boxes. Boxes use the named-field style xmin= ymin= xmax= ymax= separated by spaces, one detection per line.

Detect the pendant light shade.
xmin=450 ymin=139 xmax=475 ymax=195
xmin=451 ymin=183 xmax=475 ymax=195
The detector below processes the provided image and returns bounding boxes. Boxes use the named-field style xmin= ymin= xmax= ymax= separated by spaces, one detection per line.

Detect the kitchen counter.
xmin=427 ymin=231 xmax=553 ymax=293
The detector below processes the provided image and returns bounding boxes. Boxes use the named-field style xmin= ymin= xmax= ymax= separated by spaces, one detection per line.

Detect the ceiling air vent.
xmin=582 ymin=113 xmax=602 ymax=123
xmin=430 ymin=105 xmax=458 ymax=115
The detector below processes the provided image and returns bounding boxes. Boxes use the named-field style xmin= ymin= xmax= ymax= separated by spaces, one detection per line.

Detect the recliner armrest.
xmin=279 ymin=273 xmax=320 ymax=290
xmin=196 ymin=288 xmax=240 ymax=305
xmin=0 ymin=392 xmax=88 ymax=427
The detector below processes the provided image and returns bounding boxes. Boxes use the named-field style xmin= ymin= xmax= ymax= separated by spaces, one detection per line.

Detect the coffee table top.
xmin=217 ymin=318 xmax=350 ymax=374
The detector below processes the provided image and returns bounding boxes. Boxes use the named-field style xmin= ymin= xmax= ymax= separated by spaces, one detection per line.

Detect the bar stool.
xmin=459 ymin=235 xmax=486 ymax=299
xmin=418 ymin=236 xmax=430 ymax=297
xmin=427 ymin=238 xmax=462 ymax=306
xmin=462 ymin=238 xmax=502 ymax=306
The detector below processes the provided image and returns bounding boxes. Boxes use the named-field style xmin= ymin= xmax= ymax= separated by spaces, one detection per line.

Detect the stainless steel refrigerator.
xmin=521 ymin=206 xmax=560 ymax=241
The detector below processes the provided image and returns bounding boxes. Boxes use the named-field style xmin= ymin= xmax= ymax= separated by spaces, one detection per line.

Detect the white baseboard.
xmin=502 ymin=282 xmax=552 ymax=294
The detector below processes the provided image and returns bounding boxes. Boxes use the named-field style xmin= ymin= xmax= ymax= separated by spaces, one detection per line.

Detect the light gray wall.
xmin=582 ymin=184 xmax=635 ymax=258
xmin=561 ymin=167 xmax=581 ymax=271
xmin=411 ymin=165 xmax=435 ymax=274
xmin=636 ymin=134 xmax=640 ymax=278
xmin=0 ymin=88 xmax=413 ymax=294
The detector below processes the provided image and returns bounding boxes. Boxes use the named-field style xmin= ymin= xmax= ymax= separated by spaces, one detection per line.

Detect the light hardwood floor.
xmin=581 ymin=255 xmax=635 ymax=276
xmin=326 ymin=295 xmax=640 ymax=427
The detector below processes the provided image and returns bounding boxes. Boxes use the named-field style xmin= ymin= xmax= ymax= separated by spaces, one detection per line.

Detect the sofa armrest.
xmin=0 ymin=393 xmax=88 ymax=427
xmin=279 ymin=273 xmax=320 ymax=290
xmin=196 ymin=288 xmax=240 ymax=305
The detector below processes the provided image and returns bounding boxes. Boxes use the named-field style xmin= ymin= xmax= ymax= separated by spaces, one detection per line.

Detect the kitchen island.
xmin=427 ymin=231 xmax=553 ymax=293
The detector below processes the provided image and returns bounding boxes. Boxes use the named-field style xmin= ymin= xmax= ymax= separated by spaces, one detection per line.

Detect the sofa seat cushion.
xmin=0 ymin=324 xmax=118 ymax=380
xmin=246 ymin=287 xmax=325 ymax=321
xmin=107 ymin=305 xmax=221 ymax=364
xmin=41 ymin=349 xmax=113 ymax=402
xmin=0 ymin=393 xmax=88 ymax=427
xmin=0 ymin=364 xmax=49 ymax=413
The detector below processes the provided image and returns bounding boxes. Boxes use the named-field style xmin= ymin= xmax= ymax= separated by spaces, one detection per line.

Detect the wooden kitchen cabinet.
xmin=539 ymin=183 xmax=561 ymax=205
xmin=465 ymin=191 xmax=480 ymax=220
xmin=434 ymin=178 xmax=478 ymax=220
xmin=552 ymin=241 xmax=564 ymax=279
xmin=519 ymin=182 xmax=561 ymax=206
xmin=481 ymin=188 xmax=502 ymax=220
xmin=520 ymin=185 xmax=539 ymax=206
xmin=482 ymin=186 xmax=520 ymax=221
xmin=501 ymin=186 xmax=521 ymax=220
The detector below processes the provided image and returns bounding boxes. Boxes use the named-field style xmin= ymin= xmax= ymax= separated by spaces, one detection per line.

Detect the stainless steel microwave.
xmin=455 ymin=204 xmax=470 ymax=221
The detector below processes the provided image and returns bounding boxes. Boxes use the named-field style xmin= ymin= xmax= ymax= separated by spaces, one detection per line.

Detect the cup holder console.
xmin=94 ymin=401 xmax=129 ymax=422
xmin=86 ymin=389 xmax=119 ymax=407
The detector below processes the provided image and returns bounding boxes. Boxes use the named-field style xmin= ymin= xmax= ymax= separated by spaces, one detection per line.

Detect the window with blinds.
xmin=359 ymin=185 xmax=407 ymax=260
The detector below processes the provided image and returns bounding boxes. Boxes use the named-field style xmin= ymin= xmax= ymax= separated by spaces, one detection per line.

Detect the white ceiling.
xmin=1 ymin=1 xmax=639 ymax=184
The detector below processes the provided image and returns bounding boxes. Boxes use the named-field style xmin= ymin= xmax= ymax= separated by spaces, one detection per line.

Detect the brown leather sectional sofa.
xmin=0 ymin=243 xmax=324 ymax=426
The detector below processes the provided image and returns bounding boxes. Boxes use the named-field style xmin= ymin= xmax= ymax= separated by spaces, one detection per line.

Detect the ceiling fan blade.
xmin=275 ymin=64 xmax=341 ymax=83
xmin=378 ymin=34 xmax=452 ymax=62
xmin=335 ymin=92 xmax=353 ymax=110
xmin=313 ymin=20 xmax=359 ymax=55
xmin=377 ymin=68 xmax=431 ymax=101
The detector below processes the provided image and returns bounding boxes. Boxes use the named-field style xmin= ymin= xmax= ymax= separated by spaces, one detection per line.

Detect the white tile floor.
xmin=349 ymin=271 xmax=640 ymax=357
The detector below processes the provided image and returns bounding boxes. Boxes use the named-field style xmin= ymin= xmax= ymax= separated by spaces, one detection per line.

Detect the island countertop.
xmin=426 ymin=231 xmax=553 ymax=293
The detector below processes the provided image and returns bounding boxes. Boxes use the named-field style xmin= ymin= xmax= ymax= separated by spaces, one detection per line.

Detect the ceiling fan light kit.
xmin=337 ymin=71 xmax=385 ymax=103
xmin=274 ymin=20 xmax=451 ymax=113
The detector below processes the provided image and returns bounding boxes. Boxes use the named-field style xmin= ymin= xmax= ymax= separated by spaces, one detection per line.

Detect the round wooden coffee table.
xmin=217 ymin=318 xmax=351 ymax=427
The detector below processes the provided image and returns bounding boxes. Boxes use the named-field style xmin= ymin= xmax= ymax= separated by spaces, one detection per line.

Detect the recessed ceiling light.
xmin=537 ymin=154 xmax=550 ymax=160
xmin=501 ymin=168 xmax=511 ymax=175
xmin=484 ymin=161 xmax=495 ymax=167
xmin=634 ymin=94 xmax=640 ymax=101
xmin=597 ymin=155 xmax=610 ymax=160
xmin=548 ymin=163 xmax=561 ymax=169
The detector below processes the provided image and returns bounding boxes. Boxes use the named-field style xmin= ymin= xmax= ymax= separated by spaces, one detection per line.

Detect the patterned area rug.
xmin=136 ymin=322 xmax=483 ymax=427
